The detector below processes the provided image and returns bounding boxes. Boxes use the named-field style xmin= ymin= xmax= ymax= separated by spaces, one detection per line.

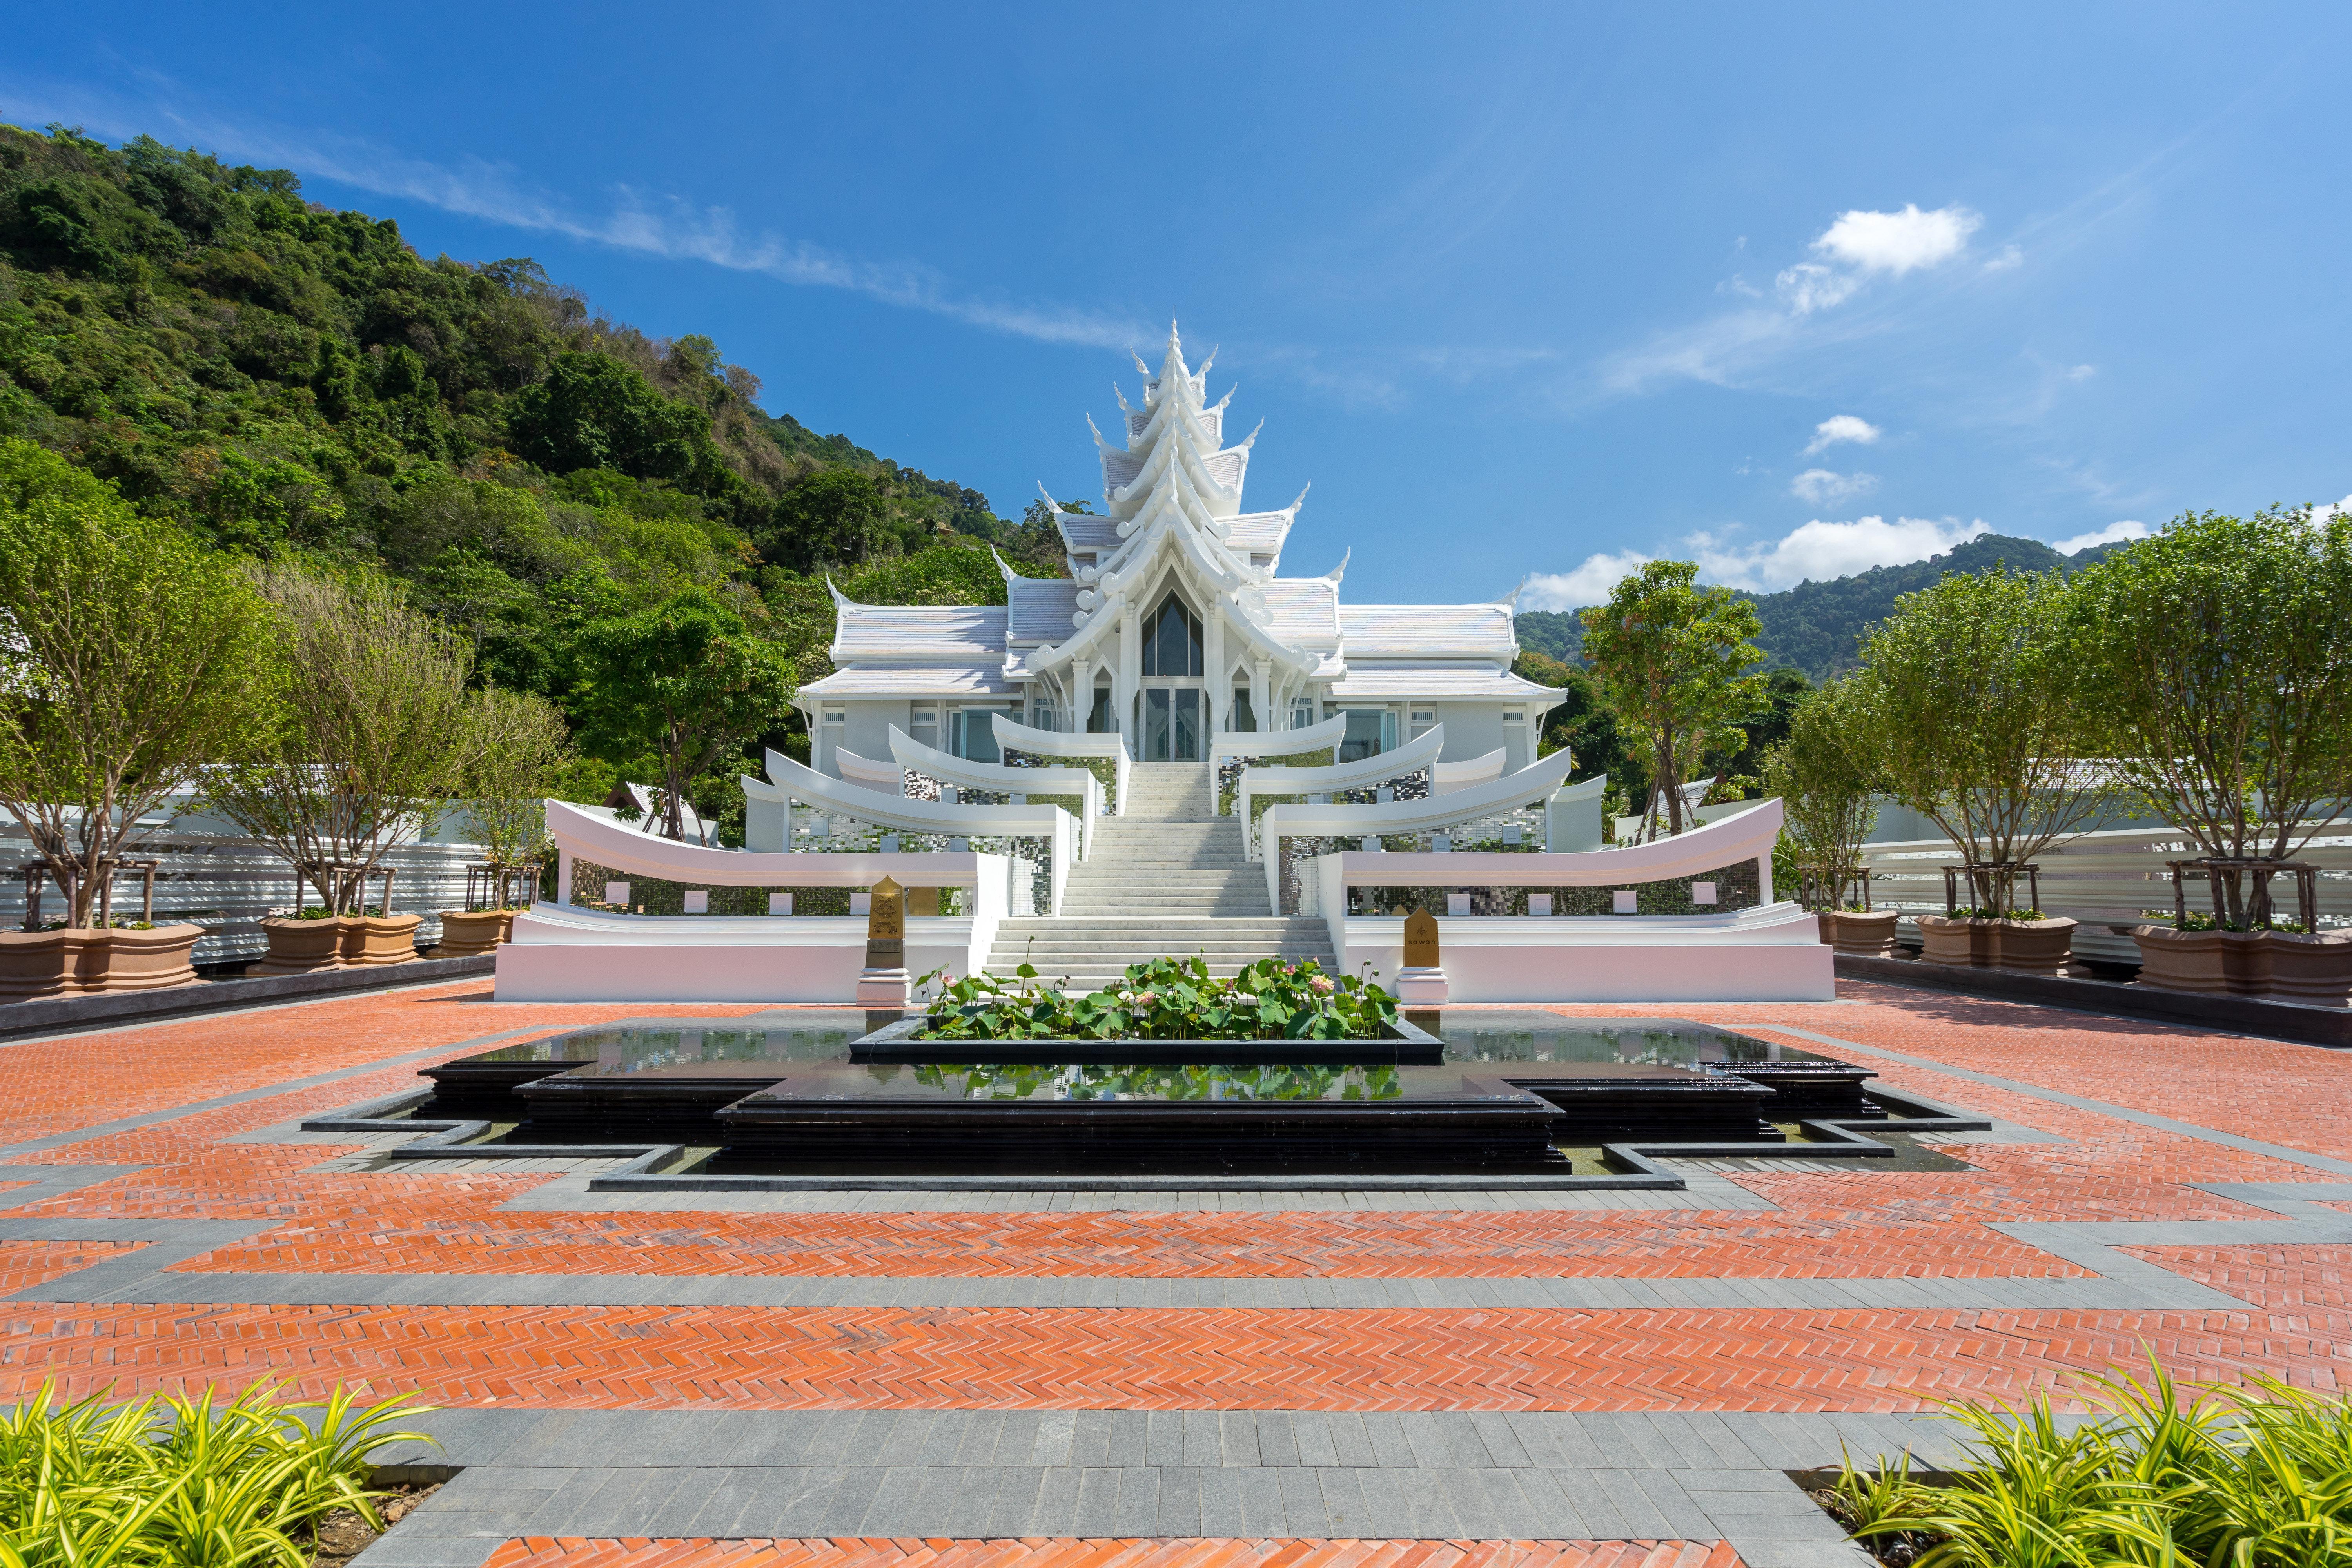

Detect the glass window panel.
xmin=1172 ymin=688 xmax=1201 ymax=760
xmin=1230 ymin=686 xmax=1257 ymax=733
xmin=1338 ymin=708 xmax=1392 ymax=764
xmin=1087 ymin=689 xmax=1113 ymax=733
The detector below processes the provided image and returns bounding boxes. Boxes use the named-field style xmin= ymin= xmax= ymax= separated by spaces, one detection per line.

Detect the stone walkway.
xmin=5 ymin=979 xmax=2351 ymax=1568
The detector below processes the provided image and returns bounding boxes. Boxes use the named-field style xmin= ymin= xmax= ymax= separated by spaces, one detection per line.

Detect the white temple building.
xmin=796 ymin=327 xmax=1564 ymax=776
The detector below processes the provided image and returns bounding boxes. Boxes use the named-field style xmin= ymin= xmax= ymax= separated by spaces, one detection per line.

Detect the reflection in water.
xmin=1437 ymin=1014 xmax=1809 ymax=1067
xmin=905 ymin=1062 xmax=1406 ymax=1103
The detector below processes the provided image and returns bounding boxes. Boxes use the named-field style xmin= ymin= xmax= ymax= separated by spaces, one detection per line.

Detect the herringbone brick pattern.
xmin=5 ymin=1298 xmax=2345 ymax=1410
xmin=477 ymin=1538 xmax=1742 ymax=1568
xmin=177 ymin=1209 xmax=2095 ymax=1280
xmin=2123 ymin=1244 xmax=2352 ymax=1315
xmin=0 ymin=1240 xmax=140 ymax=1294
xmin=1689 ymin=985 xmax=2352 ymax=1162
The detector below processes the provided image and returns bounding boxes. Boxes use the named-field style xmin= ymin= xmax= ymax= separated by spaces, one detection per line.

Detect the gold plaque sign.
xmin=1403 ymin=907 xmax=1440 ymax=969
xmin=866 ymin=876 xmax=906 ymax=968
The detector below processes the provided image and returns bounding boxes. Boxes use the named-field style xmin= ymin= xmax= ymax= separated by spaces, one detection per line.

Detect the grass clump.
xmin=0 ymin=1380 xmax=435 ymax=1568
xmin=1823 ymin=1365 xmax=2352 ymax=1567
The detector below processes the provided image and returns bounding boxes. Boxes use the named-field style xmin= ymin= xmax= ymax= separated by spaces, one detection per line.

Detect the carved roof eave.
xmin=1020 ymin=529 xmax=1310 ymax=681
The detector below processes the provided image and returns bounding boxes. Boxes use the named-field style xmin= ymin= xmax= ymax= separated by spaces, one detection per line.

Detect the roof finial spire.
xmin=1285 ymin=481 xmax=1312 ymax=516
xmin=1198 ymin=345 xmax=1218 ymax=380
xmin=1131 ymin=348 xmax=1151 ymax=375
xmin=1325 ymin=547 xmax=1352 ymax=584
xmin=1239 ymin=417 xmax=1265 ymax=450
xmin=1035 ymin=481 xmax=1063 ymax=514
xmin=989 ymin=547 xmax=1018 ymax=588
xmin=1167 ymin=318 xmax=1181 ymax=352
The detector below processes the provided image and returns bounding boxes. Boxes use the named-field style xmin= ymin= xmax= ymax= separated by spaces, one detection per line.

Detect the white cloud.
xmin=1789 ymin=469 xmax=1878 ymax=505
xmin=2067 ymin=364 xmax=2097 ymax=381
xmin=1520 ymin=550 xmax=1656 ymax=612
xmin=1772 ymin=261 xmax=1860 ymax=316
xmin=2307 ymin=494 xmax=2352 ymax=525
xmin=1695 ymin=515 xmax=1989 ymax=592
xmin=1803 ymin=415 xmax=1882 ymax=455
xmin=0 ymin=76 xmax=1148 ymax=351
xmin=1591 ymin=203 xmax=1987 ymax=398
xmin=1813 ymin=203 xmax=1983 ymax=275
xmin=2053 ymin=520 xmax=2149 ymax=554
xmin=1982 ymin=245 xmax=2025 ymax=272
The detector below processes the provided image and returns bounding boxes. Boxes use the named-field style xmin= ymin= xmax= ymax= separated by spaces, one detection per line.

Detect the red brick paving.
xmin=5 ymin=1298 xmax=2345 ymax=1409
xmin=3 ymin=982 xmax=2350 ymax=1425
xmin=478 ymin=1542 xmax=1740 ymax=1568
xmin=0 ymin=1240 xmax=140 ymax=1294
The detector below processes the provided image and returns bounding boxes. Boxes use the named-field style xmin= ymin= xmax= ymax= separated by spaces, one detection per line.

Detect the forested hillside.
xmin=1518 ymin=532 xmax=2126 ymax=678
xmin=0 ymin=121 xmax=1075 ymax=822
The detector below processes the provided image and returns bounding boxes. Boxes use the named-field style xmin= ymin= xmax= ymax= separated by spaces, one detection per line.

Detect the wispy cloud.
xmin=1789 ymin=468 xmax=1878 ymax=505
xmin=1590 ymin=203 xmax=1990 ymax=398
xmin=0 ymin=76 xmax=1149 ymax=351
xmin=1803 ymin=414 xmax=1881 ymax=455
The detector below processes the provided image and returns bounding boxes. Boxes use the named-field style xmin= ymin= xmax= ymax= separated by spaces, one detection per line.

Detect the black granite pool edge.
xmin=298 ymin=1083 xmax=1994 ymax=1192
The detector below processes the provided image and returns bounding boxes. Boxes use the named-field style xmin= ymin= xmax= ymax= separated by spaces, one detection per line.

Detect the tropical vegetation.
xmin=1822 ymin=1367 xmax=2352 ymax=1568
xmin=0 ymin=1379 xmax=432 ymax=1568
xmin=918 ymin=956 xmax=1401 ymax=1042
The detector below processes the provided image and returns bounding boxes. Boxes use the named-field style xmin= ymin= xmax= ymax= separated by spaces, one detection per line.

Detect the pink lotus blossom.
xmin=1132 ymin=991 xmax=1159 ymax=1007
xmin=1308 ymin=975 xmax=1336 ymax=994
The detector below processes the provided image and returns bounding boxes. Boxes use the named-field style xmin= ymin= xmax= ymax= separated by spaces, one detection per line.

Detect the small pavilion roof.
xmin=797 ymin=664 xmax=1017 ymax=700
xmin=831 ymin=597 xmax=1007 ymax=662
xmin=1339 ymin=603 xmax=1517 ymax=661
xmin=1325 ymin=664 xmax=1564 ymax=703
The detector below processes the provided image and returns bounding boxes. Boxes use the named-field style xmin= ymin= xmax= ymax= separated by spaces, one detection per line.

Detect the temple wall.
xmin=1428 ymin=703 xmax=1510 ymax=769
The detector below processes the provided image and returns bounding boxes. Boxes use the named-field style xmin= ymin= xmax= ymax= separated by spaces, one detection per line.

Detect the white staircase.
xmin=983 ymin=762 xmax=1337 ymax=991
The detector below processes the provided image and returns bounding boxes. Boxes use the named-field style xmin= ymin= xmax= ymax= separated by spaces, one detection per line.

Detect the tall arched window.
xmin=1140 ymin=594 xmax=1203 ymax=677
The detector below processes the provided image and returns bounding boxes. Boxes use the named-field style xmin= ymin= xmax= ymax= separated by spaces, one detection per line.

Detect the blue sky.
xmin=8 ymin=4 xmax=2348 ymax=606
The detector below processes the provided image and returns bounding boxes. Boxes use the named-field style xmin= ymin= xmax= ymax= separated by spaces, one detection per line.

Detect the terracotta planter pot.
xmin=1824 ymin=909 xmax=1903 ymax=958
xmin=1918 ymin=914 xmax=2076 ymax=974
xmin=1916 ymin=914 xmax=1994 ymax=968
xmin=247 ymin=916 xmax=356 ymax=978
xmin=1992 ymin=916 xmax=2077 ymax=977
xmin=2219 ymin=931 xmax=2274 ymax=997
xmin=0 ymin=928 xmax=94 ymax=1002
xmin=2260 ymin=931 xmax=2352 ymax=1006
xmin=76 ymin=924 xmax=202 ymax=993
xmin=2132 ymin=926 xmax=2228 ymax=993
xmin=1815 ymin=911 xmax=1836 ymax=945
xmin=435 ymin=909 xmax=514 ymax=959
xmin=342 ymin=913 xmax=423 ymax=967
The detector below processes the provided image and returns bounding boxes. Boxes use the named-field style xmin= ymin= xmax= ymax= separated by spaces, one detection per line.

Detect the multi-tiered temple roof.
xmin=800 ymin=327 xmax=1560 ymax=749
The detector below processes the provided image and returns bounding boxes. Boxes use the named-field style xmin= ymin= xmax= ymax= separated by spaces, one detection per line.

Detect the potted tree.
xmin=1854 ymin=566 xmax=2107 ymax=976
xmin=2070 ymin=507 xmax=2352 ymax=1001
xmin=0 ymin=443 xmax=281 ymax=1000
xmin=439 ymin=688 xmax=572 ymax=958
xmin=1762 ymin=679 xmax=1894 ymax=956
xmin=205 ymin=566 xmax=477 ymax=976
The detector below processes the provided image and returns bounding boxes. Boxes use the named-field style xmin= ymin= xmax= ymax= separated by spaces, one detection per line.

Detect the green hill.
xmin=1517 ymin=532 xmax=2128 ymax=678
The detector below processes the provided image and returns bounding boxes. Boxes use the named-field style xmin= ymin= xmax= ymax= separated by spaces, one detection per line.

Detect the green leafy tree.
xmin=1851 ymin=566 xmax=2107 ymax=918
xmin=570 ymin=588 xmax=796 ymax=840
xmin=505 ymin=352 xmax=713 ymax=481
xmin=759 ymin=467 xmax=891 ymax=571
xmin=2067 ymin=506 xmax=2352 ymax=925
xmin=0 ymin=442 xmax=283 ymax=926
xmin=203 ymin=566 xmax=480 ymax=914
xmin=1760 ymin=678 xmax=1880 ymax=909
xmin=1579 ymin=560 xmax=1766 ymax=837
xmin=460 ymin=686 xmax=574 ymax=878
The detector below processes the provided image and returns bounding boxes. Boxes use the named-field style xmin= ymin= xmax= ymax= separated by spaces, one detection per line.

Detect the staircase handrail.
xmin=990 ymin=715 xmax=1132 ymax=818
xmin=884 ymin=728 xmax=1101 ymax=861
xmin=751 ymin=751 xmax=1076 ymax=914
xmin=1235 ymin=726 xmax=1451 ymax=857
xmin=1207 ymin=712 xmax=1351 ymax=765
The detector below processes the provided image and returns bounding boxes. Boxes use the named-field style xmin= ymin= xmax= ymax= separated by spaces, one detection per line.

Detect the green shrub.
xmin=1843 ymin=1365 xmax=2352 ymax=1568
xmin=919 ymin=955 xmax=1397 ymax=1042
xmin=0 ymin=1379 xmax=435 ymax=1568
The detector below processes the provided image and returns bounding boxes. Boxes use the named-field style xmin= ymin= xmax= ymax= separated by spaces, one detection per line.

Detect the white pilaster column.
xmin=1203 ymin=611 xmax=1225 ymax=732
xmin=1072 ymin=653 xmax=1093 ymax=731
xmin=1115 ymin=602 xmax=1140 ymax=740
xmin=1251 ymin=657 xmax=1270 ymax=735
